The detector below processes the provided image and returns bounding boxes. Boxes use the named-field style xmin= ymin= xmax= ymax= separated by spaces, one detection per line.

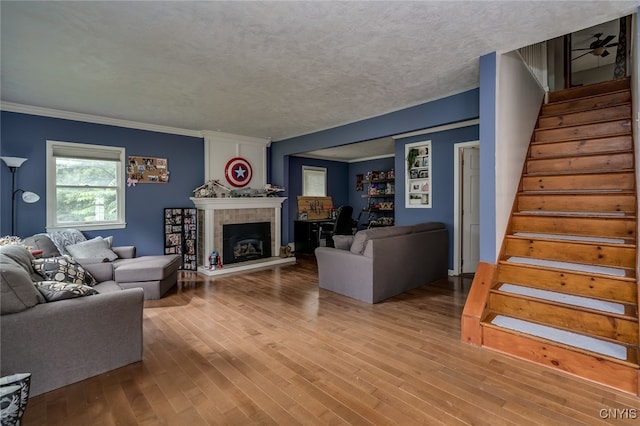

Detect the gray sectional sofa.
xmin=1 ymin=230 xmax=182 ymax=396
xmin=24 ymin=230 xmax=181 ymax=300
xmin=314 ymin=222 xmax=449 ymax=303
xmin=0 ymin=244 xmax=145 ymax=396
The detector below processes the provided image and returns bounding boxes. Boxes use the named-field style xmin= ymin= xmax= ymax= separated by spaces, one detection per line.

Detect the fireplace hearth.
xmin=223 ymin=222 xmax=271 ymax=265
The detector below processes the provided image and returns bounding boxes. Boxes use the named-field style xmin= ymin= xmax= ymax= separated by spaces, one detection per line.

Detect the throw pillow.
xmin=0 ymin=245 xmax=43 ymax=281
xmin=34 ymin=281 xmax=99 ymax=302
xmin=66 ymin=237 xmax=118 ymax=262
xmin=332 ymin=235 xmax=354 ymax=250
xmin=47 ymin=229 xmax=87 ymax=255
xmin=32 ymin=255 xmax=97 ymax=286
xmin=22 ymin=234 xmax=61 ymax=258
xmin=0 ymin=262 xmax=44 ymax=314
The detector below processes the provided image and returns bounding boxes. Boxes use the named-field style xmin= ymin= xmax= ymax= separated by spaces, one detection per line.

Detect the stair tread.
xmin=497 ymin=259 xmax=636 ymax=283
xmin=545 ymin=88 xmax=630 ymax=106
xmin=492 ymin=283 xmax=629 ymax=315
xmin=535 ymin=117 xmax=631 ymax=132
xmin=525 ymin=168 xmax=634 ymax=177
xmin=514 ymin=211 xmax=632 ymax=218
xmin=507 ymin=234 xmax=636 ymax=248
xmin=527 ymin=149 xmax=633 ymax=160
xmin=540 ymin=98 xmax=631 ymax=117
xmin=504 ymin=256 xmax=633 ymax=278
xmin=518 ymin=189 xmax=636 ymax=196
xmin=505 ymin=256 xmax=633 ymax=278
xmin=485 ymin=315 xmax=634 ymax=364
xmin=511 ymin=232 xmax=632 ymax=245
xmin=537 ymin=106 xmax=632 ymax=130
xmin=531 ymin=131 xmax=632 ymax=144
xmin=547 ymin=77 xmax=630 ymax=103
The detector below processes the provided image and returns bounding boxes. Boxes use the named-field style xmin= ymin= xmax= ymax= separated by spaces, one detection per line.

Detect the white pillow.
xmin=65 ymin=237 xmax=118 ymax=261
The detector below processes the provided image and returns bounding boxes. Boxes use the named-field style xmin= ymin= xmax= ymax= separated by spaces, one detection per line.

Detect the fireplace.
xmin=223 ymin=222 xmax=271 ymax=265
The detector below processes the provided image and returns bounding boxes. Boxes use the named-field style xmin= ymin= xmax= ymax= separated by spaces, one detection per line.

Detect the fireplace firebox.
xmin=223 ymin=222 xmax=271 ymax=265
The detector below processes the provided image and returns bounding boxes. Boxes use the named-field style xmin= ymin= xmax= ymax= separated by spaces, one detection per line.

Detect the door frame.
xmin=452 ymin=140 xmax=480 ymax=276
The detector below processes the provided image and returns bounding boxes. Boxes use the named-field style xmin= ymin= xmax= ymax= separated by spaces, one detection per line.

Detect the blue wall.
xmin=479 ymin=53 xmax=497 ymax=263
xmin=287 ymin=156 xmax=349 ymax=240
xmin=271 ymin=88 xmax=480 ymax=244
xmin=0 ymin=111 xmax=204 ymax=256
xmin=348 ymin=157 xmax=395 ymax=229
xmin=395 ymin=126 xmax=479 ymax=268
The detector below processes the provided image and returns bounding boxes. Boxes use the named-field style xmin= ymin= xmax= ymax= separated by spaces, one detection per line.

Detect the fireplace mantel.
xmin=190 ymin=196 xmax=294 ymax=276
xmin=190 ymin=196 xmax=287 ymax=210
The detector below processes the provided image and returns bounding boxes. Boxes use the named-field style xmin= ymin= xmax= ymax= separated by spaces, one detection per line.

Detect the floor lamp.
xmin=1 ymin=156 xmax=40 ymax=236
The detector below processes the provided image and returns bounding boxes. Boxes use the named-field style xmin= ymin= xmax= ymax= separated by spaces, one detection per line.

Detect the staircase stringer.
xmin=461 ymin=102 xmax=542 ymax=346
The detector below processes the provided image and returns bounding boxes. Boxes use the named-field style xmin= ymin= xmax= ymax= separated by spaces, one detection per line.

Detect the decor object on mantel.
xmin=193 ymin=180 xmax=284 ymax=198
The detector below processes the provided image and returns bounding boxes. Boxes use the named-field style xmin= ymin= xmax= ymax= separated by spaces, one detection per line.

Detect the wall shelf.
xmin=405 ymin=141 xmax=432 ymax=208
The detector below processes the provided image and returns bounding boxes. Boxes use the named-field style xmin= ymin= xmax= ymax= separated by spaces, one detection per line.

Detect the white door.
xmin=462 ymin=146 xmax=480 ymax=274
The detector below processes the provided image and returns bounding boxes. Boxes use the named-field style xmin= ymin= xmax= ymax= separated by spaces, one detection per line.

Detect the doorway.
xmin=453 ymin=141 xmax=480 ymax=276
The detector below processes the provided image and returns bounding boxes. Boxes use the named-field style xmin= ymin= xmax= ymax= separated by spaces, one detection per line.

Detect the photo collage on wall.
xmin=128 ymin=156 xmax=169 ymax=183
xmin=164 ymin=208 xmax=197 ymax=270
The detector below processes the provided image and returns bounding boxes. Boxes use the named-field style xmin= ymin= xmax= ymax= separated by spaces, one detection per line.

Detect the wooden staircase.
xmin=462 ymin=77 xmax=639 ymax=394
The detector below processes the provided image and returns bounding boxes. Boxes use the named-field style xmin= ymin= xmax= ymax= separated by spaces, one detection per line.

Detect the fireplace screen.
xmin=223 ymin=222 xmax=271 ymax=265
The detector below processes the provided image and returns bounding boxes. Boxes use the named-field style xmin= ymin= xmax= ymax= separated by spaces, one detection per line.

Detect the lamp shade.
xmin=21 ymin=191 xmax=40 ymax=203
xmin=0 ymin=156 xmax=27 ymax=168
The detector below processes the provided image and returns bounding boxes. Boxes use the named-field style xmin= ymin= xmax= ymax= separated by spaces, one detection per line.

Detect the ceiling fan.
xmin=572 ymin=33 xmax=618 ymax=61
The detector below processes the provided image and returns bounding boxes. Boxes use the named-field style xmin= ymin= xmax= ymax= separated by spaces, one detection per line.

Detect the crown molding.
xmin=1 ymin=101 xmax=204 ymax=138
xmin=202 ymin=130 xmax=271 ymax=147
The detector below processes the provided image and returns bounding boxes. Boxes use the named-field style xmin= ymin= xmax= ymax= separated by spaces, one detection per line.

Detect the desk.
xmin=294 ymin=219 xmax=334 ymax=254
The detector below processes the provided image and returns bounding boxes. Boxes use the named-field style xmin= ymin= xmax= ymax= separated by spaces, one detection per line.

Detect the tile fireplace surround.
xmin=190 ymin=196 xmax=295 ymax=276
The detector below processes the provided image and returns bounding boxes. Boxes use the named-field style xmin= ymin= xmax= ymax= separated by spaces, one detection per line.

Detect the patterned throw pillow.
xmin=34 ymin=281 xmax=99 ymax=302
xmin=47 ymin=229 xmax=87 ymax=256
xmin=32 ymin=255 xmax=97 ymax=286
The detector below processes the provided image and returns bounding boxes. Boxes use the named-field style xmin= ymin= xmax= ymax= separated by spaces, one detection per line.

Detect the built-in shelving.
xmin=405 ymin=141 xmax=431 ymax=208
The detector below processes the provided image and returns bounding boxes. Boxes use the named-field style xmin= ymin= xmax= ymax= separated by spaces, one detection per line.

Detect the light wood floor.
xmin=23 ymin=256 xmax=640 ymax=425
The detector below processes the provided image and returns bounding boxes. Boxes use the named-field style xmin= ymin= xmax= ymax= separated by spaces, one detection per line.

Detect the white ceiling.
xmin=1 ymin=1 xmax=637 ymax=146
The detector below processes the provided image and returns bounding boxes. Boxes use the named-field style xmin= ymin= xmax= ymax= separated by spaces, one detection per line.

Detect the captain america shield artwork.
xmin=224 ymin=157 xmax=253 ymax=187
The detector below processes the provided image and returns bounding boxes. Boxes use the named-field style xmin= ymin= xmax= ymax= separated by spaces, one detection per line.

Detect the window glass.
xmin=47 ymin=141 xmax=125 ymax=231
xmin=302 ymin=166 xmax=326 ymax=196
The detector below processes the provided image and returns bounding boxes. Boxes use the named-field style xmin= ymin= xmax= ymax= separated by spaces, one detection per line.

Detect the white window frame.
xmin=46 ymin=140 xmax=126 ymax=231
xmin=302 ymin=165 xmax=327 ymax=196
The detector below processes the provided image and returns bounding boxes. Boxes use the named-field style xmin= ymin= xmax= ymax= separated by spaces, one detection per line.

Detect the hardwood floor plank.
xmin=21 ymin=257 xmax=640 ymax=425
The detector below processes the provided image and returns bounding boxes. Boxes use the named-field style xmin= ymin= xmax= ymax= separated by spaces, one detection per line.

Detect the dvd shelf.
xmin=164 ymin=207 xmax=198 ymax=270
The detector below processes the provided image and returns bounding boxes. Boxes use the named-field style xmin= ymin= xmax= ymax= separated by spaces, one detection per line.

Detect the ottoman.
xmin=114 ymin=255 xmax=181 ymax=299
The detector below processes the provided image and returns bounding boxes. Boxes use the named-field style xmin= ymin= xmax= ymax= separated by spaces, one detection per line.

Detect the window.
xmin=302 ymin=166 xmax=327 ymax=196
xmin=46 ymin=140 xmax=126 ymax=231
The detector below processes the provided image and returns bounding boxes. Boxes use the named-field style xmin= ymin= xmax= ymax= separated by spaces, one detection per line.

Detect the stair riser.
xmin=504 ymin=238 xmax=636 ymax=269
xmin=517 ymin=193 xmax=636 ymax=214
xmin=530 ymin=136 xmax=632 ymax=158
xmin=511 ymin=216 xmax=636 ymax=240
xmin=548 ymin=78 xmax=630 ymax=103
xmin=538 ymin=105 xmax=631 ymax=129
xmin=481 ymin=326 xmax=638 ymax=393
xmin=522 ymin=172 xmax=635 ymax=192
xmin=526 ymin=152 xmax=634 ymax=174
xmin=534 ymin=120 xmax=631 ymax=143
xmin=497 ymin=263 xmax=637 ymax=303
xmin=488 ymin=292 xmax=638 ymax=344
xmin=542 ymin=91 xmax=632 ymax=116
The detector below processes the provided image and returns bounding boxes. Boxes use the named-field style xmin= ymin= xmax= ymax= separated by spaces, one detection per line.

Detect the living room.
xmin=2 ymin=1 xmax=640 ymax=423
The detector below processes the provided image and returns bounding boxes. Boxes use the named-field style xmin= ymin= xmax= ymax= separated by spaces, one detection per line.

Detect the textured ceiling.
xmin=1 ymin=1 xmax=637 ymax=143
